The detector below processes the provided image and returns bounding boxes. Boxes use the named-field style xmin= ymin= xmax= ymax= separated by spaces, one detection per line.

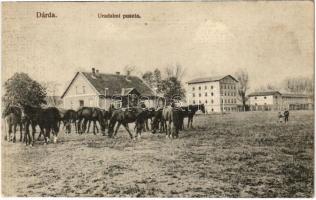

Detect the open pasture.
xmin=2 ymin=111 xmax=314 ymax=197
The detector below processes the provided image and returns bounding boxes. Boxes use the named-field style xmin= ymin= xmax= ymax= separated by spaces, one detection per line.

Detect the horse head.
xmin=199 ymin=104 xmax=206 ymax=113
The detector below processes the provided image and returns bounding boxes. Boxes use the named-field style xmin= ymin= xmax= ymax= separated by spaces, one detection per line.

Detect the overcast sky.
xmin=2 ymin=1 xmax=314 ymax=95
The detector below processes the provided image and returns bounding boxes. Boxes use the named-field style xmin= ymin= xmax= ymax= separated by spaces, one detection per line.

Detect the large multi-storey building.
xmin=248 ymin=91 xmax=313 ymax=111
xmin=186 ymin=75 xmax=238 ymax=113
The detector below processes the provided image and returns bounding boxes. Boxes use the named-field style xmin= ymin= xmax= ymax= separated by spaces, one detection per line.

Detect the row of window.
xmin=193 ymin=92 xmax=214 ymax=97
xmin=221 ymin=84 xmax=236 ymax=90
xmin=192 ymin=85 xmax=214 ymax=91
xmin=192 ymin=99 xmax=214 ymax=105
xmin=192 ymin=92 xmax=237 ymax=97
xmin=192 ymin=84 xmax=237 ymax=91
xmin=192 ymin=98 xmax=237 ymax=104
xmin=221 ymin=99 xmax=237 ymax=104
xmin=223 ymin=107 xmax=236 ymax=112
xmin=221 ymin=92 xmax=236 ymax=96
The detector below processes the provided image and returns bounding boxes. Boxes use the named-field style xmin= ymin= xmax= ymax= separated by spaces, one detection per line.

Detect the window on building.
xmin=211 ymin=108 xmax=214 ymax=112
xmin=75 ymin=86 xmax=78 ymax=94
xmin=199 ymin=86 xmax=201 ymax=90
xmin=211 ymin=99 xmax=214 ymax=104
xmin=199 ymin=93 xmax=201 ymax=97
xmin=211 ymin=86 xmax=213 ymax=89
xmin=205 ymin=100 xmax=208 ymax=104
xmin=193 ymin=93 xmax=195 ymax=97
xmin=193 ymin=100 xmax=195 ymax=104
xmin=205 ymin=92 xmax=207 ymax=97
xmin=221 ymin=99 xmax=223 ymax=103
xmin=224 ymin=85 xmax=226 ymax=89
xmin=205 ymin=86 xmax=207 ymax=90
xmin=211 ymin=92 xmax=213 ymax=96
xmin=264 ymin=96 xmax=267 ymax=99
xmin=225 ymin=99 xmax=227 ymax=103
xmin=199 ymin=100 xmax=201 ymax=104
xmin=254 ymin=97 xmax=257 ymax=100
xmin=79 ymin=100 xmax=84 ymax=107
xmin=192 ymin=87 xmax=195 ymax=91
xmin=224 ymin=92 xmax=227 ymax=96
xmin=228 ymin=99 xmax=230 ymax=103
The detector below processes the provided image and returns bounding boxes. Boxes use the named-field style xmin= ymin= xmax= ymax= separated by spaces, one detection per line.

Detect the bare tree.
xmin=164 ymin=63 xmax=186 ymax=80
xmin=235 ymin=69 xmax=249 ymax=111
xmin=282 ymin=76 xmax=314 ymax=94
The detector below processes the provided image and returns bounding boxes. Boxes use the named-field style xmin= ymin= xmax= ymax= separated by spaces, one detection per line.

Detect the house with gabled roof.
xmin=186 ymin=75 xmax=238 ymax=113
xmin=61 ymin=68 xmax=156 ymax=110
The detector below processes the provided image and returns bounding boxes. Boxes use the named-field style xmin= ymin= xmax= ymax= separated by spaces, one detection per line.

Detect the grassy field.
xmin=1 ymin=111 xmax=314 ymax=197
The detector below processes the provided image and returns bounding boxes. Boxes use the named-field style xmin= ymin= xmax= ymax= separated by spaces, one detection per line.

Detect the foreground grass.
xmin=1 ymin=111 xmax=314 ymax=197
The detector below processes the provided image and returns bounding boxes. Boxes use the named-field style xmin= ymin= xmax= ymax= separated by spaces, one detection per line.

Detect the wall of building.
xmin=248 ymin=93 xmax=313 ymax=111
xmin=219 ymin=76 xmax=238 ymax=112
xmin=63 ymin=94 xmax=99 ymax=110
xmin=187 ymin=81 xmax=223 ymax=113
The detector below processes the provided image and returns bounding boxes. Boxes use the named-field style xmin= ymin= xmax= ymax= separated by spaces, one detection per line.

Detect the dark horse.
xmin=180 ymin=104 xmax=206 ymax=129
xmin=108 ymin=107 xmax=147 ymax=139
xmin=151 ymin=107 xmax=165 ymax=134
xmin=77 ymin=107 xmax=106 ymax=135
xmin=284 ymin=110 xmax=290 ymax=123
xmin=62 ymin=109 xmax=78 ymax=134
xmin=23 ymin=105 xmax=61 ymax=145
xmin=162 ymin=105 xmax=183 ymax=139
xmin=3 ymin=106 xmax=24 ymax=143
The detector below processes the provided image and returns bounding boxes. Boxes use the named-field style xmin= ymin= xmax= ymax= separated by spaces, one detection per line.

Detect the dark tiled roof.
xmin=187 ymin=75 xmax=238 ymax=84
xmin=81 ymin=72 xmax=154 ymax=97
xmin=248 ymin=91 xmax=281 ymax=97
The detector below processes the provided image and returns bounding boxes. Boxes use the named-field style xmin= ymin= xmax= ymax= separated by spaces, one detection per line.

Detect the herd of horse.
xmin=3 ymin=103 xmax=206 ymax=146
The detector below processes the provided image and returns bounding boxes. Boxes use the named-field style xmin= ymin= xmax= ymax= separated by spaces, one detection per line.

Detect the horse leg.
xmin=93 ymin=120 xmax=97 ymax=135
xmin=53 ymin=124 xmax=58 ymax=143
xmin=95 ymin=121 xmax=99 ymax=133
xmin=83 ymin=119 xmax=88 ymax=133
xmin=123 ymin=123 xmax=134 ymax=139
xmin=24 ymin=122 xmax=29 ymax=145
xmin=7 ymin=123 xmax=12 ymax=142
xmin=25 ymin=122 xmax=33 ymax=146
xmin=145 ymin=119 xmax=149 ymax=132
xmin=19 ymin=123 xmax=23 ymax=142
xmin=13 ymin=124 xmax=17 ymax=143
xmin=31 ymin=123 xmax=36 ymax=146
xmin=114 ymin=122 xmax=121 ymax=137
xmin=191 ymin=117 xmax=194 ymax=128
xmin=187 ymin=117 xmax=190 ymax=129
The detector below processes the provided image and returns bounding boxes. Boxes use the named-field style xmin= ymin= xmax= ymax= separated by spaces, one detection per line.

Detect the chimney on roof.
xmin=116 ymin=72 xmax=120 ymax=75
xmin=96 ymin=69 xmax=99 ymax=76
xmin=92 ymin=68 xmax=96 ymax=75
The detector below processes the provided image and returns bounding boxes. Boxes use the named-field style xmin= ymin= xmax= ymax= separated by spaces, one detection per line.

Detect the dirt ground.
xmin=1 ymin=111 xmax=314 ymax=197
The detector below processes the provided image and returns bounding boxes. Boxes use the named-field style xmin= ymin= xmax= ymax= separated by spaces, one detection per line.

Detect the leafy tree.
xmin=142 ymin=65 xmax=186 ymax=103
xmin=158 ymin=77 xmax=185 ymax=101
xmin=235 ymin=69 xmax=249 ymax=111
xmin=3 ymin=73 xmax=47 ymax=109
